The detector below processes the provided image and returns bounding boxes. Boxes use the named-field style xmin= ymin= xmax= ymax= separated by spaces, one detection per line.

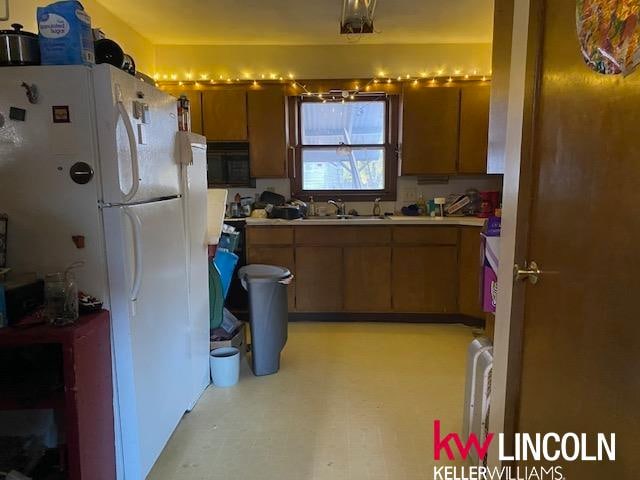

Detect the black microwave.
xmin=207 ymin=142 xmax=256 ymax=187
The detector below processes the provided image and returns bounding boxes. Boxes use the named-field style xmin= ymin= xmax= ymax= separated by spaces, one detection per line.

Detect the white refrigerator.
xmin=0 ymin=65 xmax=210 ymax=479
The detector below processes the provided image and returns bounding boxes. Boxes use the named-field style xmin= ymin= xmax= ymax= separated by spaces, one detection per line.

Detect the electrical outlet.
xmin=404 ymin=188 xmax=417 ymax=202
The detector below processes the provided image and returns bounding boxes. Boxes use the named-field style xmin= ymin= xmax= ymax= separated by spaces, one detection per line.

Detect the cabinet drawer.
xmin=392 ymin=226 xmax=458 ymax=245
xmin=295 ymin=226 xmax=391 ymax=245
xmin=246 ymin=227 xmax=294 ymax=245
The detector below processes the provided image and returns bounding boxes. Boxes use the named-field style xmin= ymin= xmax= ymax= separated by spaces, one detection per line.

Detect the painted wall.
xmin=0 ymin=0 xmax=155 ymax=73
xmin=154 ymin=43 xmax=493 ymax=80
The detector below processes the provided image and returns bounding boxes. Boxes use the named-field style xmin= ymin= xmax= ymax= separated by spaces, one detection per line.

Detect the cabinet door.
xmin=344 ymin=246 xmax=391 ymax=312
xmin=392 ymin=246 xmax=458 ymax=313
xmin=247 ymin=246 xmax=296 ymax=311
xmin=401 ymin=86 xmax=460 ymax=175
xmin=458 ymin=228 xmax=485 ymax=318
xmin=459 ymin=86 xmax=490 ymax=174
xmin=202 ymin=88 xmax=248 ymax=140
xmin=295 ymin=247 xmax=342 ymax=312
xmin=162 ymin=88 xmax=203 ymax=135
xmin=248 ymin=86 xmax=287 ymax=177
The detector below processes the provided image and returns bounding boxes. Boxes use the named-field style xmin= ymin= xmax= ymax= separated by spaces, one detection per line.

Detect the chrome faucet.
xmin=328 ymin=199 xmax=346 ymax=216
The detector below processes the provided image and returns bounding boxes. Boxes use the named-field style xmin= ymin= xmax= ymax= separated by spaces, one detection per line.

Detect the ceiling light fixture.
xmin=341 ymin=0 xmax=377 ymax=34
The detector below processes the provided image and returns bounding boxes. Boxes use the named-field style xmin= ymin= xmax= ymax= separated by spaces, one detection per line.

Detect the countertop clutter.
xmin=243 ymin=216 xmax=487 ymax=227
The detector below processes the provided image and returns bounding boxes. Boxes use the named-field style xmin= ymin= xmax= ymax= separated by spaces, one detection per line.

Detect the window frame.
xmin=289 ymin=94 xmax=399 ymax=202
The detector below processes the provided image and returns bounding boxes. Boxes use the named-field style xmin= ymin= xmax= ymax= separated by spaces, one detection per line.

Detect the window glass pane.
xmin=302 ymin=147 xmax=385 ymax=190
xmin=301 ymin=101 xmax=385 ymax=145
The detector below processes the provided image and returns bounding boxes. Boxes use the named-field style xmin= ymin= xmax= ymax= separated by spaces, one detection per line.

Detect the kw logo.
xmin=433 ymin=420 xmax=493 ymax=461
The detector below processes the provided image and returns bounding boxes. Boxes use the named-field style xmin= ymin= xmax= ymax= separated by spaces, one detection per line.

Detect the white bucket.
xmin=210 ymin=347 xmax=240 ymax=387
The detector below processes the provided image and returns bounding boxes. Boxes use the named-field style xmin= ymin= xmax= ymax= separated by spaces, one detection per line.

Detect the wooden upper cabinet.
xmin=163 ymin=88 xmax=203 ymax=135
xmin=247 ymin=86 xmax=288 ymax=178
xmin=202 ymin=88 xmax=248 ymax=141
xmin=401 ymin=86 xmax=460 ymax=175
xmin=459 ymin=86 xmax=490 ymax=174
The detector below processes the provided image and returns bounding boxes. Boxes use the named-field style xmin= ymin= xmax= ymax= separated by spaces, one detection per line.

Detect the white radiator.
xmin=462 ymin=337 xmax=494 ymax=466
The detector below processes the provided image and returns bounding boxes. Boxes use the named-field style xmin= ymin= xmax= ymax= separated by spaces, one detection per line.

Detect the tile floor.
xmin=148 ymin=322 xmax=473 ymax=480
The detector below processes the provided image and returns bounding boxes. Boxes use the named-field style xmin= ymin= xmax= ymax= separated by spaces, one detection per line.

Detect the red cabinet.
xmin=0 ymin=311 xmax=115 ymax=479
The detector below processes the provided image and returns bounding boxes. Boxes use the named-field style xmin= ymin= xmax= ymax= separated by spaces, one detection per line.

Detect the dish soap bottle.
xmin=308 ymin=196 xmax=316 ymax=217
xmin=416 ymin=193 xmax=427 ymax=216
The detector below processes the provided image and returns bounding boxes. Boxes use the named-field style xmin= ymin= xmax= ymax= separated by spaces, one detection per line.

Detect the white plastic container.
xmin=210 ymin=347 xmax=240 ymax=387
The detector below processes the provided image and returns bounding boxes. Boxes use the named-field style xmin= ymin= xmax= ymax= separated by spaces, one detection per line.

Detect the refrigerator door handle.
xmin=123 ymin=206 xmax=143 ymax=301
xmin=115 ymin=84 xmax=140 ymax=202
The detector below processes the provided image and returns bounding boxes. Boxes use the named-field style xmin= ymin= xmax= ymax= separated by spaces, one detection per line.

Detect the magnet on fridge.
xmin=9 ymin=107 xmax=26 ymax=121
xmin=52 ymin=106 xmax=70 ymax=123
xmin=142 ymin=104 xmax=150 ymax=124
xmin=132 ymin=100 xmax=144 ymax=120
xmin=137 ymin=123 xmax=147 ymax=145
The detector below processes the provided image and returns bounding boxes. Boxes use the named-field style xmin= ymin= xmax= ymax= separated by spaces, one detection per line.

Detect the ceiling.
xmin=95 ymin=0 xmax=494 ymax=46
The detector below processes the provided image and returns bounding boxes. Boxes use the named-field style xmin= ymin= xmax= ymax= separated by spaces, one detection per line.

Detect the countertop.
xmin=239 ymin=216 xmax=486 ymax=227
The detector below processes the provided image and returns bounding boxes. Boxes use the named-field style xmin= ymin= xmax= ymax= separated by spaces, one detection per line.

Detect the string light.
xmin=154 ymin=70 xmax=492 ymax=91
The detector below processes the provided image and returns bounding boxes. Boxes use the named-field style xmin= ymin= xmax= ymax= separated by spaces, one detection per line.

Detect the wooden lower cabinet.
xmin=344 ymin=246 xmax=391 ymax=311
xmin=457 ymin=228 xmax=485 ymax=318
xmin=245 ymin=225 xmax=484 ymax=317
xmin=391 ymin=246 xmax=459 ymax=313
xmin=295 ymin=247 xmax=343 ymax=312
xmin=247 ymin=246 xmax=296 ymax=311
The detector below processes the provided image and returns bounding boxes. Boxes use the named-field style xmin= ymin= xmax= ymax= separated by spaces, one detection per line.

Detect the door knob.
xmin=514 ymin=261 xmax=541 ymax=284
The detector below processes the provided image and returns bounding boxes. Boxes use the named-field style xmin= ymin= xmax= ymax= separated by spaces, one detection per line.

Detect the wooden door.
xmin=391 ymin=246 xmax=458 ymax=313
xmin=295 ymin=247 xmax=343 ymax=312
xmin=343 ymin=246 xmax=391 ymax=312
xmin=459 ymin=86 xmax=490 ymax=174
xmin=247 ymin=246 xmax=296 ymax=311
xmin=501 ymin=1 xmax=640 ymax=477
xmin=401 ymin=85 xmax=460 ymax=175
xmin=162 ymin=88 xmax=203 ymax=135
xmin=202 ymin=88 xmax=248 ymax=141
xmin=247 ymin=86 xmax=287 ymax=177
xmin=458 ymin=227 xmax=484 ymax=318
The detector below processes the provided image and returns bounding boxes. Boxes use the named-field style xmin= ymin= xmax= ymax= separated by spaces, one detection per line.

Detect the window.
xmin=291 ymin=96 xmax=398 ymax=200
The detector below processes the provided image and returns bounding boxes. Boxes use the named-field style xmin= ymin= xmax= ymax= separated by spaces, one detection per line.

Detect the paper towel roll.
xmin=207 ymin=189 xmax=228 ymax=245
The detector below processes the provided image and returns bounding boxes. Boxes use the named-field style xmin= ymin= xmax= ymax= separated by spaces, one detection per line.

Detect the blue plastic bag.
xmin=37 ymin=1 xmax=95 ymax=65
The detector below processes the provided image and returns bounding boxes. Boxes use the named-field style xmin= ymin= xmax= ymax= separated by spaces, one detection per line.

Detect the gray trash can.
xmin=238 ymin=264 xmax=293 ymax=376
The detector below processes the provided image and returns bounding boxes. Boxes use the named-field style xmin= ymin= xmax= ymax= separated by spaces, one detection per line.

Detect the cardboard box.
xmin=210 ymin=323 xmax=246 ymax=354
